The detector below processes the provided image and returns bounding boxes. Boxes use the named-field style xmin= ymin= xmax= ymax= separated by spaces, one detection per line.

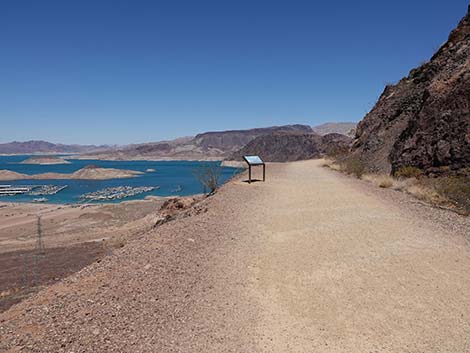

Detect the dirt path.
xmin=1 ymin=160 xmax=470 ymax=352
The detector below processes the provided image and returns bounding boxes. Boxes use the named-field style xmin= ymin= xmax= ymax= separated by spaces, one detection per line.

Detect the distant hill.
xmin=229 ymin=132 xmax=352 ymax=162
xmin=352 ymin=7 xmax=470 ymax=173
xmin=312 ymin=122 xmax=356 ymax=137
xmin=193 ymin=124 xmax=313 ymax=151
xmin=0 ymin=140 xmax=111 ymax=155
xmin=2 ymin=123 xmax=354 ymax=161
xmin=77 ymin=125 xmax=314 ymax=161
xmin=0 ymin=165 xmax=143 ymax=181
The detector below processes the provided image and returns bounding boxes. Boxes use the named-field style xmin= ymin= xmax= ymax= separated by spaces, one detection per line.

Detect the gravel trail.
xmin=1 ymin=160 xmax=470 ymax=352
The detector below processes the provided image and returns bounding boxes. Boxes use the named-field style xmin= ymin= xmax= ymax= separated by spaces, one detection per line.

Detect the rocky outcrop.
xmin=320 ymin=133 xmax=354 ymax=157
xmin=229 ymin=132 xmax=352 ymax=162
xmin=352 ymin=7 xmax=470 ymax=174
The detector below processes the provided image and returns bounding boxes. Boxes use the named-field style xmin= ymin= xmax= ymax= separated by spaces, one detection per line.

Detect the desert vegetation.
xmin=323 ymin=157 xmax=470 ymax=215
xmin=193 ymin=163 xmax=222 ymax=194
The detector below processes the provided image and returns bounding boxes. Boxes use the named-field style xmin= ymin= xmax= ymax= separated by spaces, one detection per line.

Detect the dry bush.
xmin=193 ymin=163 xmax=222 ymax=194
xmin=362 ymin=174 xmax=394 ymax=188
xmin=377 ymin=176 xmax=394 ymax=188
xmin=362 ymin=174 xmax=416 ymax=190
xmin=427 ymin=177 xmax=470 ymax=213
xmin=406 ymin=183 xmax=446 ymax=205
xmin=394 ymin=166 xmax=423 ymax=179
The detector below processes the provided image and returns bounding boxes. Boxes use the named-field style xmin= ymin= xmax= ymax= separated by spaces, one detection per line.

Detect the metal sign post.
xmin=243 ymin=156 xmax=266 ymax=183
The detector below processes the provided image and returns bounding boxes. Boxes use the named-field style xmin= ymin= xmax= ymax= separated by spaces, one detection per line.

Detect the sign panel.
xmin=243 ymin=155 xmax=264 ymax=165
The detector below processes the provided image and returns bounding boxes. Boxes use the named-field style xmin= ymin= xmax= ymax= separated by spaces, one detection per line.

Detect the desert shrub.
xmin=375 ymin=175 xmax=395 ymax=189
xmin=431 ymin=177 xmax=470 ymax=212
xmin=193 ymin=163 xmax=222 ymax=194
xmin=377 ymin=176 xmax=394 ymax=188
xmin=395 ymin=166 xmax=422 ymax=179
xmin=362 ymin=174 xmax=418 ymax=191
xmin=338 ymin=156 xmax=366 ymax=178
xmin=406 ymin=183 xmax=444 ymax=204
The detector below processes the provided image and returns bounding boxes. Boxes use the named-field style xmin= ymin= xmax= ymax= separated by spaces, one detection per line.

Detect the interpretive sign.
xmin=243 ymin=155 xmax=265 ymax=183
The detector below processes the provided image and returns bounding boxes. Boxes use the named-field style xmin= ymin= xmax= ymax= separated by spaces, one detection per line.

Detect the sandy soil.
xmin=0 ymin=200 xmax=162 ymax=253
xmin=1 ymin=160 xmax=470 ymax=352
xmin=0 ymin=199 xmax=165 ymax=313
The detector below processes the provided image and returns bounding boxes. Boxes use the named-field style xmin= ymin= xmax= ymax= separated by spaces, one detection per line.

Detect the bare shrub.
xmin=193 ymin=163 xmax=222 ymax=195
xmin=362 ymin=174 xmax=412 ymax=190
xmin=395 ymin=166 xmax=423 ymax=179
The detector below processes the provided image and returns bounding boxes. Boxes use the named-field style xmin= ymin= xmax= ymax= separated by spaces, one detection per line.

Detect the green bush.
xmin=395 ymin=166 xmax=423 ymax=179
xmin=338 ymin=156 xmax=366 ymax=178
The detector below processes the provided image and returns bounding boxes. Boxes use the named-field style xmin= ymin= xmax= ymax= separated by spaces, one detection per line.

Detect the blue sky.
xmin=0 ymin=1 xmax=468 ymax=144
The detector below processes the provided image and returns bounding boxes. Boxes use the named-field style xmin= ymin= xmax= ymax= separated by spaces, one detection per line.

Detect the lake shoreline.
xmin=0 ymin=155 xmax=241 ymax=204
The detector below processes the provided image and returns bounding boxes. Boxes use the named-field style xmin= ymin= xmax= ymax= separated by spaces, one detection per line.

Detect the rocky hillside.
xmin=78 ymin=125 xmax=313 ymax=160
xmin=229 ymin=132 xmax=352 ymax=162
xmin=193 ymin=125 xmax=313 ymax=151
xmin=0 ymin=141 xmax=109 ymax=154
xmin=352 ymin=7 xmax=470 ymax=174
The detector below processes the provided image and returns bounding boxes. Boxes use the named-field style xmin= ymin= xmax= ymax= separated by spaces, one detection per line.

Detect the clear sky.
xmin=1 ymin=1 xmax=468 ymax=145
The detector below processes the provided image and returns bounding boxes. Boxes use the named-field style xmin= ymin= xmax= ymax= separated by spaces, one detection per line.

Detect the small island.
xmin=0 ymin=165 xmax=144 ymax=181
xmin=20 ymin=156 xmax=71 ymax=165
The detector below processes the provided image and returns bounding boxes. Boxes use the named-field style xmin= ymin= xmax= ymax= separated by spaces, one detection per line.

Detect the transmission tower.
xmin=36 ymin=215 xmax=45 ymax=255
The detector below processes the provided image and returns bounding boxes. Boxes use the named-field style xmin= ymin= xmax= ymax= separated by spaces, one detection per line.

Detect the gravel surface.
xmin=1 ymin=160 xmax=470 ymax=352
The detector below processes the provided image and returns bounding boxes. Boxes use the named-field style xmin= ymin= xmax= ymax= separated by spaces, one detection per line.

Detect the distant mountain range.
xmin=0 ymin=140 xmax=112 ymax=155
xmin=312 ymin=122 xmax=356 ymax=137
xmin=1 ymin=122 xmax=356 ymax=160
xmin=59 ymin=123 xmax=355 ymax=161
xmin=74 ymin=125 xmax=316 ymax=161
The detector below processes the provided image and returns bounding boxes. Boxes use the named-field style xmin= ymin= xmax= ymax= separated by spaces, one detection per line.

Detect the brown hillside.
xmin=229 ymin=132 xmax=352 ymax=162
xmin=352 ymin=7 xmax=470 ymax=174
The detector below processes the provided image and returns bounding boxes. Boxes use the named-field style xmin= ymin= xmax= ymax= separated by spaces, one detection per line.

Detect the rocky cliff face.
xmin=352 ymin=7 xmax=470 ymax=173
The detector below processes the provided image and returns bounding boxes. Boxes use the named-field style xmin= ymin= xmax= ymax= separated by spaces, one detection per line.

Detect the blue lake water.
xmin=0 ymin=155 xmax=242 ymax=204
